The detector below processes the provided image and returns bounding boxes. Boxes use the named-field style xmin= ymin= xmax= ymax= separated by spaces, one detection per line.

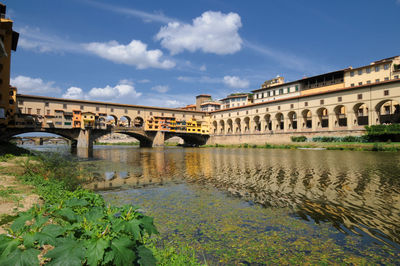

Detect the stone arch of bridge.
xmin=102 ymin=130 xmax=153 ymax=147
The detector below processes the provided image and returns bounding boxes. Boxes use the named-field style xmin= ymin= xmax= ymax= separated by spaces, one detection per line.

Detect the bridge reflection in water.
xmin=84 ymin=147 xmax=400 ymax=249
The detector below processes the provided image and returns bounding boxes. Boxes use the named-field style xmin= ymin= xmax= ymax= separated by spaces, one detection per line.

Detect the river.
xmin=27 ymin=145 xmax=400 ymax=264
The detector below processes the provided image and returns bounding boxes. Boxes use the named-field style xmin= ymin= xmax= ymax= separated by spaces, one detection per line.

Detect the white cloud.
xmin=84 ymin=40 xmax=175 ymax=69
xmin=200 ymin=64 xmax=207 ymax=71
xmin=62 ymin=87 xmax=84 ymax=99
xmin=155 ymin=11 xmax=242 ymax=55
xmin=151 ymin=85 xmax=169 ymax=93
xmin=177 ymin=75 xmax=249 ymax=89
xmin=87 ymin=80 xmax=141 ymax=100
xmin=16 ymin=27 xmax=82 ymax=54
xmin=223 ymin=75 xmax=249 ymax=89
xmin=84 ymin=0 xmax=179 ymax=24
xmin=10 ymin=75 xmax=61 ymax=95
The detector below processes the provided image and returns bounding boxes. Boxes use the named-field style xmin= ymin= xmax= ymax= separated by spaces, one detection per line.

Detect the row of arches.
xmin=105 ymin=115 xmax=144 ymax=128
xmin=212 ymin=100 xmax=400 ymax=134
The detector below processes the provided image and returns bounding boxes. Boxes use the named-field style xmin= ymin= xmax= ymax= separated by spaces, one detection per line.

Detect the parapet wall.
xmin=207 ymin=130 xmax=366 ymax=145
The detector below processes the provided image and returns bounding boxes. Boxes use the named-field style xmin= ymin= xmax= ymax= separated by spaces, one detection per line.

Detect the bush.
xmin=291 ymin=136 xmax=307 ymax=142
xmin=311 ymin=136 xmax=368 ymax=143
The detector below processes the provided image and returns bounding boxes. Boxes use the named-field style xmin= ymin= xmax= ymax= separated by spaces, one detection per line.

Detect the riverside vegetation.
xmin=0 ymin=143 xmax=203 ymax=265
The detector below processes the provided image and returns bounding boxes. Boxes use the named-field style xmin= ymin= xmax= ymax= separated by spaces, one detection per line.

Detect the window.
xmin=265 ymin=108 xmax=269 ymax=112
xmin=338 ymin=97 xmax=342 ymax=102
xmin=246 ymin=111 xmax=249 ymax=114
xmin=367 ymin=80 xmax=371 ymax=84
xmin=273 ymin=90 xmax=276 ymax=96
xmin=366 ymin=67 xmax=371 ymax=73
xmin=46 ymin=110 xmax=50 ymax=115
xmin=395 ymin=75 xmax=399 ymax=79
xmin=295 ymin=85 xmax=299 ymax=91
xmin=358 ymin=69 xmax=362 ymax=75
xmin=376 ymin=79 xmax=380 ymax=83
xmin=237 ymin=112 xmax=239 ymax=115
xmin=351 ymin=83 xmax=355 ymax=87
xmin=37 ymin=109 xmax=41 ymax=115
xmin=375 ymin=66 xmax=380 ymax=72
xmin=384 ymin=77 xmax=389 ymax=81
xmin=320 ymin=99 xmax=324 ymax=105
xmin=384 ymin=90 xmax=389 ymax=96
xmin=110 ymin=108 xmax=114 ymax=112
xmin=63 ymin=104 xmax=67 ymax=109
xmin=256 ymin=94 xmax=259 ymax=99
xmin=150 ymin=112 xmax=153 ymax=115
xmin=45 ymin=102 xmax=49 ymax=107
xmin=304 ymin=102 xmax=308 ymax=107
xmin=279 ymin=89 xmax=283 ymax=95
xmin=80 ymin=105 xmax=84 ymax=110
xmin=350 ymin=71 xmax=354 ymax=77
xmin=267 ymin=91 xmax=271 ymax=97
xmin=18 ymin=100 xmax=23 ymax=105
xmin=262 ymin=93 xmax=264 ymax=98
xmin=287 ymin=87 xmax=290 ymax=93
xmin=9 ymin=90 xmax=13 ymax=96
xmin=95 ymin=107 xmax=99 ymax=111
xmin=290 ymin=104 xmax=294 ymax=109
xmin=277 ymin=106 xmax=280 ymax=110
xmin=358 ymin=82 xmax=363 ymax=86
xmin=384 ymin=64 xmax=389 ymax=70
xmin=357 ymin=94 xmax=362 ymax=100
xmin=256 ymin=109 xmax=258 ymax=113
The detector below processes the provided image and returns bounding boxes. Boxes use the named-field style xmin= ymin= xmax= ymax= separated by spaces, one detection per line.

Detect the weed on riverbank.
xmin=0 ymin=143 xmax=203 ymax=265
xmin=202 ymin=142 xmax=400 ymax=151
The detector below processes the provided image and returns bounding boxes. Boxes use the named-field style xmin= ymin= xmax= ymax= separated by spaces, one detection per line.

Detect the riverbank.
xmin=0 ymin=143 xmax=203 ymax=265
xmin=202 ymin=141 xmax=400 ymax=151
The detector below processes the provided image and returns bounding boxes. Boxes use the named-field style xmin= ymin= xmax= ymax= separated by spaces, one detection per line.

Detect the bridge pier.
xmin=76 ymin=129 xmax=94 ymax=149
xmin=152 ymin=131 xmax=165 ymax=147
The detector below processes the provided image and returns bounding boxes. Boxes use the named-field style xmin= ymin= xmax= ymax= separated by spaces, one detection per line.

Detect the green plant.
xmin=0 ymin=153 xmax=159 ymax=265
xmin=291 ymin=136 xmax=307 ymax=142
xmin=0 ymin=194 xmax=158 ymax=265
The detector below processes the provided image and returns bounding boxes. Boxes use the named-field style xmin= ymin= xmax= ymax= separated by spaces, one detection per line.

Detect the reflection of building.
xmin=0 ymin=4 xmax=18 ymax=127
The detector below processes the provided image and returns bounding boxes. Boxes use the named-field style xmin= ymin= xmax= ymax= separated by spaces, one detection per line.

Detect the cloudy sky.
xmin=6 ymin=0 xmax=400 ymax=108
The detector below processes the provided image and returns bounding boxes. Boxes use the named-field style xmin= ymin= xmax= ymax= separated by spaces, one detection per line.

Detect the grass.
xmin=0 ymin=185 xmax=21 ymax=202
xmin=201 ymin=142 xmax=400 ymax=151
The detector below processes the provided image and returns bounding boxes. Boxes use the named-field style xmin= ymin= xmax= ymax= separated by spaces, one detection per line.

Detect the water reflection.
xmin=85 ymin=146 xmax=400 ymax=249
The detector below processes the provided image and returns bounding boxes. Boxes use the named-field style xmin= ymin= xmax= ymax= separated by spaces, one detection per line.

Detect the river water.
xmin=29 ymin=145 xmax=400 ymax=264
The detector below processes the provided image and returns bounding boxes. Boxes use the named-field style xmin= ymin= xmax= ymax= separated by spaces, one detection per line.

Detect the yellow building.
xmin=0 ymin=4 xmax=19 ymax=127
xmin=81 ymin=112 xmax=95 ymax=129
xmin=186 ymin=119 xmax=202 ymax=133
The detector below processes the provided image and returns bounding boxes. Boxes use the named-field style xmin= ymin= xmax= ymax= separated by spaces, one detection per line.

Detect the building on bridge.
xmin=0 ymin=4 xmax=18 ymax=128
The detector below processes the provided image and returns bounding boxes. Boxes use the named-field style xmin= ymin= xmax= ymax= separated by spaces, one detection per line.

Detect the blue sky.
xmin=6 ymin=0 xmax=400 ymax=108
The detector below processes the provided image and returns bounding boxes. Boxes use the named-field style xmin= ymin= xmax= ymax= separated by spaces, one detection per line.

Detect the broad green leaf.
xmin=85 ymin=239 xmax=109 ymax=266
xmin=11 ymin=213 xmax=33 ymax=233
xmin=45 ymin=238 xmax=85 ymax=266
xmin=137 ymin=246 xmax=157 ymax=266
xmin=34 ymin=232 xmax=57 ymax=246
xmin=32 ymin=215 xmax=49 ymax=229
xmin=103 ymin=250 xmax=114 ymax=264
xmin=23 ymin=233 xmax=36 ymax=248
xmin=140 ymin=216 xmax=159 ymax=235
xmin=0 ymin=248 xmax=40 ymax=266
xmin=111 ymin=237 xmax=136 ymax=266
xmin=124 ymin=219 xmax=141 ymax=240
xmin=85 ymin=207 xmax=104 ymax=222
xmin=56 ymin=208 xmax=78 ymax=223
xmin=41 ymin=224 xmax=66 ymax=237
xmin=0 ymin=238 xmax=21 ymax=258
xmin=65 ymin=198 xmax=89 ymax=208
